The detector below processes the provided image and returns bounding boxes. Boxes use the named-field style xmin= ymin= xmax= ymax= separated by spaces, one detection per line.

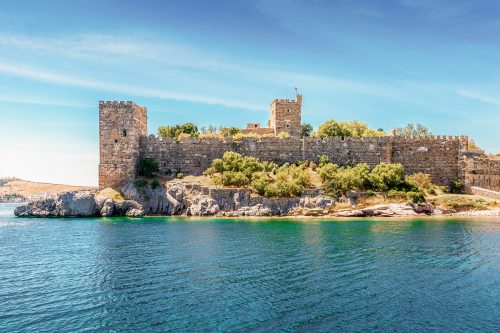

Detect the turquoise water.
xmin=0 ymin=203 xmax=499 ymax=332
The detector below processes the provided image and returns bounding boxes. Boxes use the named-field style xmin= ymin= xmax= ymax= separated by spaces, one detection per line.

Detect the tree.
xmin=158 ymin=123 xmax=199 ymax=139
xmin=394 ymin=123 xmax=430 ymax=138
xmin=301 ymin=123 xmax=313 ymax=137
xmin=178 ymin=123 xmax=198 ymax=136
xmin=137 ymin=157 xmax=159 ymax=177
xmin=158 ymin=125 xmax=178 ymax=138
xmin=315 ymin=120 xmax=384 ymax=138
xmin=219 ymin=127 xmax=240 ymax=137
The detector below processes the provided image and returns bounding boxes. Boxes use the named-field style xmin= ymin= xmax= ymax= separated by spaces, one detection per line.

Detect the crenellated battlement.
xmin=99 ymin=99 xmax=497 ymax=191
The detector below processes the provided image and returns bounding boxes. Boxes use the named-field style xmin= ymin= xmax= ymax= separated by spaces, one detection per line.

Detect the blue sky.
xmin=0 ymin=0 xmax=499 ymax=186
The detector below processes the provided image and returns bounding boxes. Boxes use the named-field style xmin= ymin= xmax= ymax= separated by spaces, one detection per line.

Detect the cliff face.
xmin=120 ymin=180 xmax=334 ymax=216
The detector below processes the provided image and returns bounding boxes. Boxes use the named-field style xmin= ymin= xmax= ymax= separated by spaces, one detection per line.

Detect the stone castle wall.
xmin=462 ymin=152 xmax=500 ymax=191
xmin=99 ymin=101 xmax=498 ymax=192
xmin=138 ymin=135 xmax=470 ymax=186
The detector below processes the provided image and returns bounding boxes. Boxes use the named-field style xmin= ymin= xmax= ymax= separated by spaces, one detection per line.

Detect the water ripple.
xmin=1 ymin=205 xmax=499 ymax=332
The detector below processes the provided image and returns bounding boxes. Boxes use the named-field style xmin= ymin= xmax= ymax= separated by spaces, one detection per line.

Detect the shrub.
xmin=407 ymin=190 xmax=426 ymax=204
xmin=318 ymin=154 xmax=330 ymax=167
xmin=134 ymin=179 xmax=148 ymax=188
xmin=151 ymin=179 xmax=161 ymax=189
xmin=406 ymin=173 xmax=434 ymax=192
xmin=251 ymin=172 xmax=272 ymax=196
xmin=430 ymin=195 xmax=488 ymax=211
xmin=232 ymin=132 xmax=259 ymax=141
xmin=449 ymin=179 xmax=464 ymax=194
xmin=219 ymin=126 xmax=240 ymax=137
xmin=369 ymin=163 xmax=405 ymax=191
xmin=318 ymin=163 xmax=370 ymax=197
xmin=138 ymin=157 xmax=159 ymax=177
xmin=215 ymin=171 xmax=250 ymax=187
xmin=277 ymin=131 xmax=289 ymax=139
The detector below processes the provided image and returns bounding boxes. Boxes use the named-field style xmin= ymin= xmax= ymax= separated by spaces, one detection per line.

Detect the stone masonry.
xmin=98 ymin=99 xmax=499 ymax=192
xmin=99 ymin=101 xmax=147 ymax=189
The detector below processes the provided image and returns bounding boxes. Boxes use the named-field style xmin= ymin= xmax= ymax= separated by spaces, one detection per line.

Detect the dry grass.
xmin=0 ymin=178 xmax=95 ymax=197
xmin=96 ymin=188 xmax=125 ymax=201
xmin=429 ymin=194 xmax=499 ymax=211
xmin=181 ymin=175 xmax=217 ymax=187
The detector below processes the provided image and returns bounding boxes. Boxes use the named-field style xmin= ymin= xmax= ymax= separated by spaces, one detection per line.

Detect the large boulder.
xmin=14 ymin=191 xmax=98 ymax=217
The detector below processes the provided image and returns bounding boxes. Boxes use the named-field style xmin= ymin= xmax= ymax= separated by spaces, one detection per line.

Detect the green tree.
xmin=158 ymin=123 xmax=199 ymax=139
xmin=219 ymin=126 xmax=240 ymax=137
xmin=301 ymin=123 xmax=313 ymax=137
xmin=369 ymin=163 xmax=405 ymax=191
xmin=315 ymin=120 xmax=384 ymax=138
xmin=137 ymin=157 xmax=159 ymax=177
xmin=158 ymin=125 xmax=178 ymax=138
xmin=394 ymin=123 xmax=430 ymax=138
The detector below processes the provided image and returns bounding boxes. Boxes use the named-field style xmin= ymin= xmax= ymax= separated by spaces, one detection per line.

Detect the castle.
xmin=98 ymin=96 xmax=500 ymax=193
xmin=240 ymin=94 xmax=302 ymax=137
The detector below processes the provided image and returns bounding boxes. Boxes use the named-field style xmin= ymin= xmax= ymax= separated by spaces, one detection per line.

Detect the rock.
xmin=15 ymin=191 xmax=97 ymax=217
xmin=411 ymin=202 xmax=434 ymax=214
xmin=302 ymin=208 xmax=325 ymax=216
xmin=126 ymin=208 xmax=144 ymax=217
xmin=235 ymin=204 xmax=272 ymax=216
xmin=187 ymin=196 xmax=220 ymax=216
xmin=335 ymin=210 xmax=365 ymax=217
xmin=100 ymin=199 xmax=115 ymax=216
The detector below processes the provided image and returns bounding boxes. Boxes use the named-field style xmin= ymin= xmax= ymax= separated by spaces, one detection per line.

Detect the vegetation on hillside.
xmin=138 ymin=157 xmax=159 ymax=177
xmin=317 ymin=156 xmax=427 ymax=203
xmin=204 ymin=152 xmax=310 ymax=198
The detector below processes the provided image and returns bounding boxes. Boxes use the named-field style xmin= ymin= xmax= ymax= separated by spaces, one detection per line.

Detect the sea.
xmin=0 ymin=203 xmax=499 ymax=332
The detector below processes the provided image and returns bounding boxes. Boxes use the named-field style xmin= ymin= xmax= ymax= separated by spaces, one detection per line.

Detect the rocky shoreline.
xmin=13 ymin=180 xmax=500 ymax=218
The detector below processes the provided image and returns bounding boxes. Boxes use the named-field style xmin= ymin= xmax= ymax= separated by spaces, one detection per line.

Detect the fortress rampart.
xmin=98 ymin=100 xmax=500 ymax=192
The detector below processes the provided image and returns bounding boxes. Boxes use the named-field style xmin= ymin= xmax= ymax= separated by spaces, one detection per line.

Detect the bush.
xmin=204 ymin=151 xmax=309 ymax=197
xmin=406 ymin=173 xmax=434 ymax=192
xmin=318 ymin=154 xmax=330 ymax=167
xmin=138 ymin=157 xmax=159 ymax=177
xmin=449 ymin=179 xmax=464 ymax=194
xmin=151 ymin=179 xmax=161 ymax=189
xmin=277 ymin=131 xmax=289 ymax=139
xmin=219 ymin=127 xmax=240 ymax=137
xmin=134 ymin=179 xmax=148 ymax=188
xmin=232 ymin=132 xmax=259 ymax=141
xmin=369 ymin=163 xmax=405 ymax=191
xmin=318 ymin=163 xmax=370 ymax=197
xmin=215 ymin=171 xmax=249 ymax=187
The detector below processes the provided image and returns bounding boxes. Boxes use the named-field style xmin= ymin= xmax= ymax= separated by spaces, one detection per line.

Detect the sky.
xmin=0 ymin=0 xmax=499 ymax=186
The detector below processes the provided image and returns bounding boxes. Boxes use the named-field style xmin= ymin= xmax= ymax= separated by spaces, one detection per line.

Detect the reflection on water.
xmin=0 ymin=204 xmax=499 ymax=332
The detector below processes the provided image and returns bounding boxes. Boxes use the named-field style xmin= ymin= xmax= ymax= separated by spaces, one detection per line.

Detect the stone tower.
xmin=98 ymin=101 xmax=147 ymax=189
xmin=269 ymin=93 xmax=302 ymax=137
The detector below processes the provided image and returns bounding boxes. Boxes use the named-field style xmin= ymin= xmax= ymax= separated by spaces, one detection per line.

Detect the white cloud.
xmin=456 ymin=89 xmax=500 ymax=106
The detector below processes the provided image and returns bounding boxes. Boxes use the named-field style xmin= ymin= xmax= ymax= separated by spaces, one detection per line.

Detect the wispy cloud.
xmin=456 ymin=89 xmax=500 ymax=106
xmin=0 ymin=61 xmax=263 ymax=110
